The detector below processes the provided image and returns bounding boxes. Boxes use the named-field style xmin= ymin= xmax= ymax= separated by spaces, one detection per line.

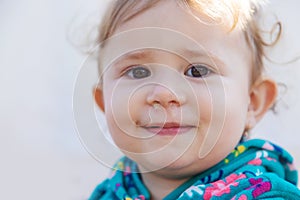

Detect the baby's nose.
xmin=146 ymin=84 xmax=186 ymax=108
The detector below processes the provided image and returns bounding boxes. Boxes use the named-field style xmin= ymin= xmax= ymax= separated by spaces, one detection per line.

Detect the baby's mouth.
xmin=142 ymin=122 xmax=195 ymax=136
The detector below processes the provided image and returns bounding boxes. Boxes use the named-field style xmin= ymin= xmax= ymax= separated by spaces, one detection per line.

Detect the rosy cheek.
xmin=193 ymin=85 xmax=213 ymax=120
xmin=192 ymin=81 xmax=230 ymax=158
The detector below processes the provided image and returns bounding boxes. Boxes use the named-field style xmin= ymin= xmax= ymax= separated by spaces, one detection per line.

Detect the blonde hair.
xmin=96 ymin=0 xmax=281 ymax=82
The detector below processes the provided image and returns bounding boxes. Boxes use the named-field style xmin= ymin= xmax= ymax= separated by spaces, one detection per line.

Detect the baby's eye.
xmin=184 ymin=64 xmax=211 ymax=78
xmin=125 ymin=66 xmax=151 ymax=79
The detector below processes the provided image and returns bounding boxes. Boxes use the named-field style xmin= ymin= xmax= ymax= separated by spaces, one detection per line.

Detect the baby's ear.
xmin=246 ymin=78 xmax=277 ymax=129
xmin=94 ymin=86 xmax=105 ymax=112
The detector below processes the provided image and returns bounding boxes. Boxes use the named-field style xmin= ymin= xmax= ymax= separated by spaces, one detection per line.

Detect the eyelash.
xmin=121 ymin=63 xmax=213 ymax=79
xmin=124 ymin=65 xmax=151 ymax=79
xmin=184 ymin=64 xmax=213 ymax=78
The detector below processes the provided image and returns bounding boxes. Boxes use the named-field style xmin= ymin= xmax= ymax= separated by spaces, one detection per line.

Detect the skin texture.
xmin=94 ymin=1 xmax=277 ymax=199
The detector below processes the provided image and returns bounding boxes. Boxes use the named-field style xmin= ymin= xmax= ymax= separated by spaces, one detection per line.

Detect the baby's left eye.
xmin=184 ymin=64 xmax=212 ymax=78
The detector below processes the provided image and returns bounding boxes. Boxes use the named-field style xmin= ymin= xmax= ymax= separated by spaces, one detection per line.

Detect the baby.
xmin=89 ymin=0 xmax=300 ymax=199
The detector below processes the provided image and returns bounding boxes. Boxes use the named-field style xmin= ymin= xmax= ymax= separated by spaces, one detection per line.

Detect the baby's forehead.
xmin=103 ymin=1 xmax=248 ymax=55
xmin=101 ymin=27 xmax=208 ymax=62
xmin=111 ymin=0 xmax=257 ymax=36
xmin=101 ymin=24 xmax=248 ymax=71
xmin=115 ymin=0 xmax=230 ymax=33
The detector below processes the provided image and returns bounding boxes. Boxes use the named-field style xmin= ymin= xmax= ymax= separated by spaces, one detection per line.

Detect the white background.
xmin=0 ymin=0 xmax=299 ymax=199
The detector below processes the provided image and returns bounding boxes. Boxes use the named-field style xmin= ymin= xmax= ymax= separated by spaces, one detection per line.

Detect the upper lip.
xmin=141 ymin=122 xmax=195 ymax=129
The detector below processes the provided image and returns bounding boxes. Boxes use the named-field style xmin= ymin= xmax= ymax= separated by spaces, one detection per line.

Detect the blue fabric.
xmin=89 ymin=139 xmax=300 ymax=200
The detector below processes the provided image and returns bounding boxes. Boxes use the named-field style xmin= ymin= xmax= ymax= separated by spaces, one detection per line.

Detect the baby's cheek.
xmin=107 ymin=119 xmax=139 ymax=152
xmin=210 ymin=91 xmax=248 ymax=154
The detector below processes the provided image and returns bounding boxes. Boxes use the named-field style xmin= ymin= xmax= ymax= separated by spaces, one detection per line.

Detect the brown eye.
xmin=184 ymin=64 xmax=211 ymax=78
xmin=126 ymin=66 xmax=151 ymax=79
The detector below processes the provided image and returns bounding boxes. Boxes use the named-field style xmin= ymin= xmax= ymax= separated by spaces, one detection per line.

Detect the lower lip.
xmin=144 ymin=127 xmax=193 ymax=136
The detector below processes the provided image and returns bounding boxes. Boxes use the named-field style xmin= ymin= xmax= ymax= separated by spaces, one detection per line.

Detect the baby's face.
xmin=99 ymin=0 xmax=253 ymax=177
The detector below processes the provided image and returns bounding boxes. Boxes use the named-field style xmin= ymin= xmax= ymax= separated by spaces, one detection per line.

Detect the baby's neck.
xmin=140 ymin=172 xmax=189 ymax=200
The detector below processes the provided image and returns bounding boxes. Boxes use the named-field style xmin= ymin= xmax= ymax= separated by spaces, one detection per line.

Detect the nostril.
xmin=146 ymin=84 xmax=186 ymax=107
xmin=153 ymin=100 xmax=160 ymax=104
xmin=169 ymin=100 xmax=180 ymax=105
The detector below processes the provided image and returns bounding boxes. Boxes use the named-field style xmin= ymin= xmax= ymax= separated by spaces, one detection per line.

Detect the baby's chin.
xmin=127 ymin=152 xmax=209 ymax=177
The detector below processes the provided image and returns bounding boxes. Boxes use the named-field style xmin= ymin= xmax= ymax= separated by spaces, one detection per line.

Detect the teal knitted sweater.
xmin=90 ymin=139 xmax=300 ymax=199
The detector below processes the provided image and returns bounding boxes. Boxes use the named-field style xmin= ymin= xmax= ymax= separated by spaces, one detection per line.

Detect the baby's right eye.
xmin=125 ymin=66 xmax=151 ymax=79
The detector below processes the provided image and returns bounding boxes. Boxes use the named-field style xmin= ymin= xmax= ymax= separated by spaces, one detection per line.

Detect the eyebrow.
xmin=181 ymin=48 xmax=217 ymax=60
xmin=120 ymin=48 xmax=208 ymax=60
xmin=115 ymin=48 xmax=225 ymax=68
xmin=119 ymin=50 xmax=154 ymax=60
xmin=111 ymin=50 xmax=155 ymax=69
xmin=182 ymin=48 xmax=205 ymax=57
xmin=181 ymin=48 xmax=226 ymax=67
